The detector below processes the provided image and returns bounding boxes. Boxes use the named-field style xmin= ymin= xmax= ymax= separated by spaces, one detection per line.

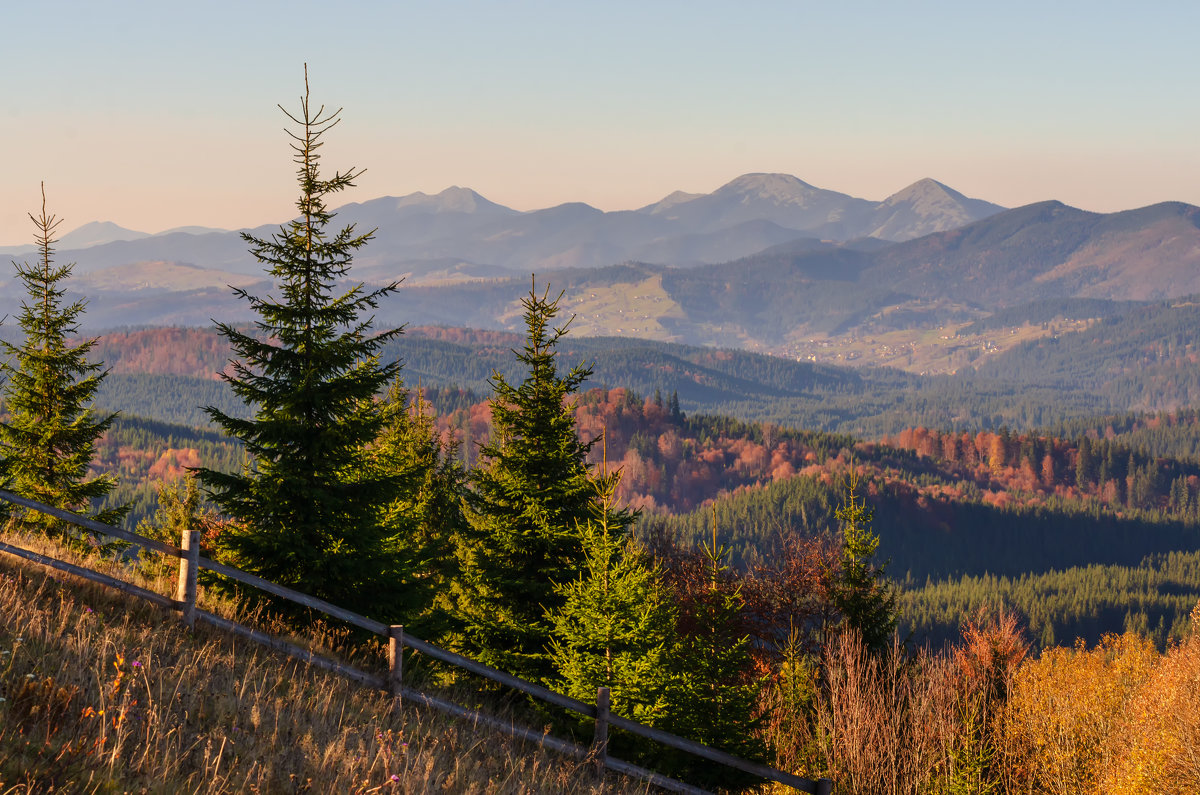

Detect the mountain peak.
xmin=884 ymin=178 xmax=957 ymax=203
xmin=869 ymin=179 xmax=1006 ymax=241
xmin=59 ymin=221 xmax=149 ymax=249
xmin=638 ymin=173 xmax=873 ymax=236
xmin=638 ymin=189 xmax=705 ymax=214
xmin=370 ymin=187 xmax=514 ymax=216
xmin=715 ymin=173 xmax=821 ymax=203
xmin=432 ymin=186 xmax=490 ymax=212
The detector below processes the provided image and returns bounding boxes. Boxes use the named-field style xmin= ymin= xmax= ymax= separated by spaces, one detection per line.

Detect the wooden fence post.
xmin=592 ymin=686 xmax=611 ymax=773
xmin=816 ymin=777 xmax=834 ymax=795
xmin=175 ymin=525 xmax=199 ymax=628
xmin=389 ymin=625 xmax=404 ymax=708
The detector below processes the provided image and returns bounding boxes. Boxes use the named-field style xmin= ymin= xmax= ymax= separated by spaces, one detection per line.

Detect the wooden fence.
xmin=0 ymin=489 xmax=834 ymax=795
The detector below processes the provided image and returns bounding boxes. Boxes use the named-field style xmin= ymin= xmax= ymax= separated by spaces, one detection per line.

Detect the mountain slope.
xmin=0 ymin=537 xmax=616 ymax=792
xmin=866 ymin=200 xmax=1200 ymax=304
xmin=58 ymin=220 xmax=150 ymax=248
xmin=0 ymin=221 xmax=149 ymax=257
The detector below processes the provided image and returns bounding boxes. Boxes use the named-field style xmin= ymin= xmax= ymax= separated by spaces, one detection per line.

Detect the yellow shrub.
xmin=999 ymin=632 xmax=1158 ymax=795
xmin=1100 ymin=603 xmax=1200 ymax=793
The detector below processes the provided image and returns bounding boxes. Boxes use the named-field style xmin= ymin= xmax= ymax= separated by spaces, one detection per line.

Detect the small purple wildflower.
xmin=390 ymin=775 xmax=400 ymax=782
xmin=132 ymin=660 xmax=142 ymax=668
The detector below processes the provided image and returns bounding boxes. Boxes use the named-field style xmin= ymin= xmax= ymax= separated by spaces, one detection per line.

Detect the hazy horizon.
xmin=3 ymin=1 xmax=1198 ymax=247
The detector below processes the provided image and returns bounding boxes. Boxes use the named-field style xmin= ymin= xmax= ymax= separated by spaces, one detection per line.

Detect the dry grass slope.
xmin=0 ymin=533 xmax=643 ymax=794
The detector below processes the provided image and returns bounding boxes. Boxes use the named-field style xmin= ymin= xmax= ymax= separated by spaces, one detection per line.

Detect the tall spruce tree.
xmin=0 ymin=185 xmax=126 ymax=541
xmin=448 ymin=281 xmax=633 ymax=682
xmin=196 ymin=70 xmax=404 ymax=617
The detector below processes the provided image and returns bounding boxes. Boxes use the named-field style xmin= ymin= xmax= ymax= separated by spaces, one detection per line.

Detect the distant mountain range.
xmin=0 ymin=173 xmax=1003 ymax=277
xmin=4 ymin=173 xmax=1200 ymax=350
xmin=0 ymin=221 xmax=231 ymax=257
xmin=327 ymin=198 xmax=1200 ymax=348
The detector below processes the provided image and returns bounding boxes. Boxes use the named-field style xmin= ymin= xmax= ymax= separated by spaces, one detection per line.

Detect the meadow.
xmin=0 ymin=530 xmax=636 ymax=794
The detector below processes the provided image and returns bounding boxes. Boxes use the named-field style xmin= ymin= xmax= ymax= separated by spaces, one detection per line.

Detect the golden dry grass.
xmin=0 ymin=532 xmax=644 ymax=794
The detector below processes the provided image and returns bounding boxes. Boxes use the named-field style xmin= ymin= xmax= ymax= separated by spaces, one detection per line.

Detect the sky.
xmin=3 ymin=0 xmax=1199 ymax=246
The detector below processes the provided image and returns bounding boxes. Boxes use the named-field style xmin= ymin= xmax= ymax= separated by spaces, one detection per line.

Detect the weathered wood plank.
xmin=592 ymin=686 xmax=610 ymax=770
xmin=0 ymin=540 xmax=175 ymax=610
xmin=388 ymin=625 xmax=404 ymax=699
xmin=399 ymin=685 xmax=586 ymax=757
xmin=395 ymin=686 xmax=709 ymax=795
xmin=604 ymin=756 xmax=713 ymax=795
xmin=0 ymin=490 xmax=181 ymax=557
xmin=401 ymin=633 xmax=597 ymax=718
xmin=197 ymin=557 xmax=390 ymax=635
xmin=176 ymin=528 xmax=200 ymax=628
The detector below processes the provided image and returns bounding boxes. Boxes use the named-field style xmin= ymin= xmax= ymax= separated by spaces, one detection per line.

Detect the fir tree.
xmin=1075 ymin=435 xmax=1095 ymax=487
xmin=548 ymin=474 xmax=674 ymax=726
xmin=832 ymin=466 xmax=897 ymax=651
xmin=668 ymin=389 xmax=683 ymax=422
xmin=372 ymin=381 xmax=466 ymax=638
xmin=0 ymin=184 xmax=126 ymax=541
xmin=663 ymin=518 xmax=769 ymax=788
xmin=196 ymin=70 xmax=404 ymax=618
xmin=448 ymin=280 xmax=633 ymax=682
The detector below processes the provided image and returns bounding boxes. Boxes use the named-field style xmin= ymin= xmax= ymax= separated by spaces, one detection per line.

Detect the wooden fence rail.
xmin=0 ymin=489 xmax=834 ymax=795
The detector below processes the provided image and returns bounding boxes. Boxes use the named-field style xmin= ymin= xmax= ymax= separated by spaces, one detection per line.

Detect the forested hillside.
xmin=76 ymin=295 xmax=1200 ymax=437
xmin=91 ymin=415 xmax=243 ymax=528
xmin=1051 ymin=407 xmax=1200 ymax=462
xmin=82 ymin=323 xmax=1112 ymax=434
xmin=72 ymin=384 xmax=1200 ymax=654
xmin=968 ymin=300 xmax=1200 ymax=412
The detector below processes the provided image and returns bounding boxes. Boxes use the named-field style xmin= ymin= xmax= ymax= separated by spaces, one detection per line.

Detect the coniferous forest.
xmin=3 ymin=77 xmax=1200 ymax=793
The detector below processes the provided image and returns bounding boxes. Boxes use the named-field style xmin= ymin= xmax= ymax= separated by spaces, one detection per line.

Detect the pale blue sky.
xmin=3 ymin=1 xmax=1198 ymax=245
